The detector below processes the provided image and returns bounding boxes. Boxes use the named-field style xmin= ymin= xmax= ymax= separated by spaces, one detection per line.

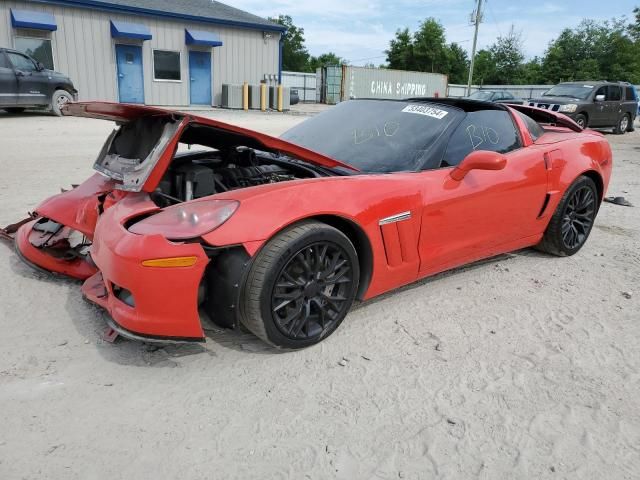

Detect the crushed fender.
xmin=0 ymin=213 xmax=38 ymax=242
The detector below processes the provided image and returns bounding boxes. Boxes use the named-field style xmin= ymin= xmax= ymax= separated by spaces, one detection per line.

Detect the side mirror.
xmin=450 ymin=150 xmax=507 ymax=181
xmin=595 ymin=94 xmax=605 ymax=102
xmin=36 ymin=62 xmax=45 ymax=71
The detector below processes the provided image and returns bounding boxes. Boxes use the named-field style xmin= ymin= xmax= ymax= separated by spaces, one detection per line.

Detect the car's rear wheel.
xmin=574 ymin=113 xmax=587 ymax=129
xmin=51 ymin=90 xmax=73 ymax=116
xmin=536 ymin=176 xmax=598 ymax=256
xmin=241 ymin=221 xmax=359 ymax=349
xmin=4 ymin=107 xmax=25 ymax=114
xmin=614 ymin=114 xmax=630 ymax=134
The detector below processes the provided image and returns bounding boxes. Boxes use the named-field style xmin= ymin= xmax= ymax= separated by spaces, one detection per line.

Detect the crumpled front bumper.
xmin=15 ymin=219 xmax=97 ymax=279
xmin=82 ymin=195 xmax=210 ymax=342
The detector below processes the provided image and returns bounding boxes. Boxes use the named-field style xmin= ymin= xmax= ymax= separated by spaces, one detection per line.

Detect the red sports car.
xmin=1 ymin=99 xmax=612 ymax=348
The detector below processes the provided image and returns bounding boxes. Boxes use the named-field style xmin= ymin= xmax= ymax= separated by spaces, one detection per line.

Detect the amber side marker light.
xmin=141 ymin=256 xmax=198 ymax=268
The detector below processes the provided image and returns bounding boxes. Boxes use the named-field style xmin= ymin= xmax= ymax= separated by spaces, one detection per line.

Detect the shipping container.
xmin=342 ymin=66 xmax=447 ymax=101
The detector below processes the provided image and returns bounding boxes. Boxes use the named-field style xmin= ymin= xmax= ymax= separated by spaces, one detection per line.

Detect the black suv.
xmin=0 ymin=48 xmax=77 ymax=116
xmin=528 ymin=81 xmax=638 ymax=134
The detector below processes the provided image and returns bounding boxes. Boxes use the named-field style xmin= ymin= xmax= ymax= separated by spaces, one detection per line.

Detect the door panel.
xmin=591 ymin=86 xmax=610 ymax=126
xmin=5 ymin=51 xmax=49 ymax=106
xmin=115 ymin=45 xmax=144 ymax=104
xmin=189 ymin=51 xmax=212 ymax=105
xmin=0 ymin=52 xmax=19 ymax=106
xmin=418 ymin=147 xmax=548 ymax=274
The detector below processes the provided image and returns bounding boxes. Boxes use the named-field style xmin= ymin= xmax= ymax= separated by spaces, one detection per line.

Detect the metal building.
xmin=0 ymin=0 xmax=284 ymax=106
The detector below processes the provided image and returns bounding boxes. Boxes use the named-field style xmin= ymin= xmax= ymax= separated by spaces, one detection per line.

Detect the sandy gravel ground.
xmin=0 ymin=109 xmax=639 ymax=480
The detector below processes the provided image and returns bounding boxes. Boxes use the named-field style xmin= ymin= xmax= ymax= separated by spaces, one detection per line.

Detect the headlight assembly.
xmin=559 ymin=104 xmax=578 ymax=113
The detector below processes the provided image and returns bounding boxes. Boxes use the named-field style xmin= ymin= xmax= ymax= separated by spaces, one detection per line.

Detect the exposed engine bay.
xmin=152 ymin=147 xmax=321 ymax=207
xmin=90 ymin=116 xmax=327 ymax=205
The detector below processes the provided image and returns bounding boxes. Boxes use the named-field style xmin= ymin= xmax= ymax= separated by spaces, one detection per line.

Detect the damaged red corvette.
xmin=1 ymin=99 xmax=612 ymax=348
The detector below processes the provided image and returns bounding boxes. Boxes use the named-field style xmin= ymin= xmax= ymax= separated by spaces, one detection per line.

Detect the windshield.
xmin=280 ymin=100 xmax=461 ymax=173
xmin=468 ymin=91 xmax=494 ymax=101
xmin=543 ymin=85 xmax=594 ymax=99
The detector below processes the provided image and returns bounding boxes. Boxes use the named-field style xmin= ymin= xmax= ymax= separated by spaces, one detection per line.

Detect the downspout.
xmin=278 ymin=32 xmax=284 ymax=84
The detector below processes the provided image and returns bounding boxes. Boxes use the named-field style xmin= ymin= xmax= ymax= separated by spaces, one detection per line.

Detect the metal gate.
xmin=281 ymin=71 xmax=317 ymax=103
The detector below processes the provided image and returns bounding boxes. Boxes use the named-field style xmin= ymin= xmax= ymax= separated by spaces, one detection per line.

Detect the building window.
xmin=153 ymin=50 xmax=181 ymax=81
xmin=14 ymin=36 xmax=54 ymax=70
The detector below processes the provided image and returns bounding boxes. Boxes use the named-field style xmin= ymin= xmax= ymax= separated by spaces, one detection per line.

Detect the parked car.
xmin=1 ymin=99 xmax=612 ymax=348
xmin=528 ymin=81 xmax=637 ymax=133
xmin=0 ymin=47 xmax=77 ymax=116
xmin=465 ymin=90 xmax=524 ymax=104
xmin=290 ymin=88 xmax=300 ymax=105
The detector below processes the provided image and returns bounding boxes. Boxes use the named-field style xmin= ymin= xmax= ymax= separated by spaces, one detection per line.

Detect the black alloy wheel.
xmin=241 ymin=221 xmax=359 ymax=349
xmin=537 ymin=175 xmax=599 ymax=256
xmin=561 ymin=185 xmax=596 ymax=250
xmin=271 ymin=242 xmax=353 ymax=340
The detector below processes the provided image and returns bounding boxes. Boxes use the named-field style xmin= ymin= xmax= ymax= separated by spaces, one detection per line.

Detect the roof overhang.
xmin=110 ymin=20 xmax=152 ymax=40
xmin=10 ymin=9 xmax=57 ymax=31
xmin=27 ymin=0 xmax=286 ymax=33
xmin=185 ymin=29 xmax=223 ymax=47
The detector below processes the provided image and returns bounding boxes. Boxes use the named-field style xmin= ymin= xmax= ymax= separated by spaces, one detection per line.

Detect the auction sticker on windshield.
xmin=402 ymin=105 xmax=448 ymax=119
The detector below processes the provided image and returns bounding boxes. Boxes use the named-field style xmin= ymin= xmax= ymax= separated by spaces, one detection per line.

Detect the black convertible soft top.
xmin=407 ymin=97 xmax=583 ymax=132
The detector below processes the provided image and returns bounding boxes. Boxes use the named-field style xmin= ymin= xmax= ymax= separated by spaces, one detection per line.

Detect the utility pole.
xmin=467 ymin=0 xmax=483 ymax=95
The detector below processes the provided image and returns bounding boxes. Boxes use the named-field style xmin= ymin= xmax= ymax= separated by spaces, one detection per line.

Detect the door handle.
xmin=119 ymin=74 xmax=124 ymax=78
xmin=191 ymin=78 xmax=195 ymax=82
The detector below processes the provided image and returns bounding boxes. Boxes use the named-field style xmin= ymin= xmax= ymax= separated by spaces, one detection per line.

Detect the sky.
xmin=228 ymin=0 xmax=638 ymax=65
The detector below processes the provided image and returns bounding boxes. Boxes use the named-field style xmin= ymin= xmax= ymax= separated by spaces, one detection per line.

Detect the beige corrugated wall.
xmin=0 ymin=0 xmax=280 ymax=105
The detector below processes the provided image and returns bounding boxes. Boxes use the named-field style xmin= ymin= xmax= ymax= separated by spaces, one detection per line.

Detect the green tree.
xmin=270 ymin=15 xmax=310 ymax=72
xmin=628 ymin=6 xmax=640 ymax=41
xmin=413 ymin=18 xmax=449 ymax=73
xmin=489 ymin=26 xmax=525 ymax=84
xmin=445 ymin=42 xmax=469 ymax=84
xmin=308 ymin=52 xmax=345 ymax=71
xmin=521 ymin=57 xmax=544 ymax=84
xmin=386 ymin=28 xmax=416 ymax=70
xmin=541 ymin=18 xmax=640 ymax=83
xmin=471 ymin=49 xmax=496 ymax=85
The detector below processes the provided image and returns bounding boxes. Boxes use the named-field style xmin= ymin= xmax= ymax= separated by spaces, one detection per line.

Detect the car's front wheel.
xmin=51 ymin=90 xmax=73 ymax=116
xmin=537 ymin=175 xmax=599 ymax=256
xmin=574 ymin=113 xmax=587 ymax=129
xmin=241 ymin=221 xmax=359 ymax=349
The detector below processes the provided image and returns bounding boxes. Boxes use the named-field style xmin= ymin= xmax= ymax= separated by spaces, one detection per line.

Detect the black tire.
xmin=51 ymin=90 xmax=73 ymax=116
xmin=574 ymin=113 xmax=587 ymax=129
xmin=241 ymin=221 xmax=359 ymax=349
xmin=5 ymin=107 xmax=25 ymax=114
xmin=536 ymin=176 xmax=599 ymax=256
xmin=614 ymin=113 xmax=630 ymax=134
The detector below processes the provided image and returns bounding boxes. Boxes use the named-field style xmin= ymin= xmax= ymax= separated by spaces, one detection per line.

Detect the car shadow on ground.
xmin=352 ymin=248 xmax=552 ymax=312
xmin=0 ymin=110 xmax=54 ymax=118
xmin=4 ymin=241 xmax=551 ymax=366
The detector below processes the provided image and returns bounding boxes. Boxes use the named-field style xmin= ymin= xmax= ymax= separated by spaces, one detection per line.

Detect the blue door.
xmin=189 ymin=51 xmax=211 ymax=105
xmin=115 ymin=45 xmax=144 ymax=104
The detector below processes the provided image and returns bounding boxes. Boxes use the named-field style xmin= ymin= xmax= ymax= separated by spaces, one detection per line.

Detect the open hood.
xmin=62 ymin=103 xmax=359 ymax=177
xmin=507 ymin=104 xmax=583 ymax=132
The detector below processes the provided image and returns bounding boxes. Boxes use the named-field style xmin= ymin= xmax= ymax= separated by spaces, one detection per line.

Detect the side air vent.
xmin=379 ymin=212 xmax=418 ymax=267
